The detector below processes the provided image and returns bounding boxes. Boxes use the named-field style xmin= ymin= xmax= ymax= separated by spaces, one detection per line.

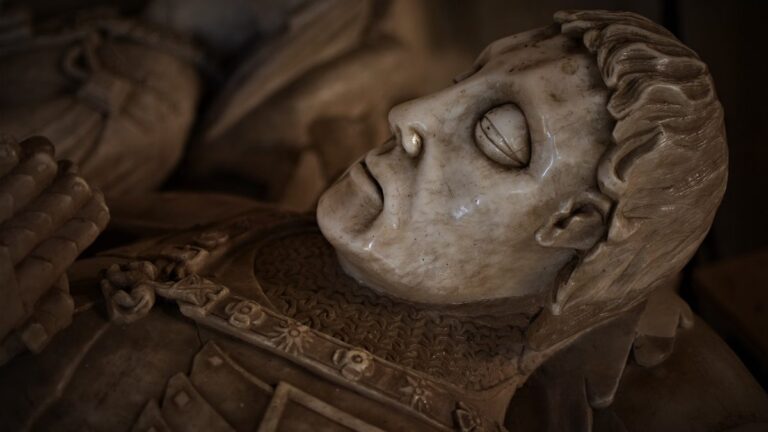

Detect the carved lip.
xmin=348 ymin=159 xmax=384 ymax=211
xmin=360 ymin=159 xmax=384 ymax=201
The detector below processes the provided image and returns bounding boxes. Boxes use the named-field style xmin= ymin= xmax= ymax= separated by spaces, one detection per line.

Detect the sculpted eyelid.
xmin=474 ymin=103 xmax=531 ymax=168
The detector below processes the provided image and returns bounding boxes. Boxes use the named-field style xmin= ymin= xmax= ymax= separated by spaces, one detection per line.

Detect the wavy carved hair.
xmin=551 ymin=10 xmax=728 ymax=313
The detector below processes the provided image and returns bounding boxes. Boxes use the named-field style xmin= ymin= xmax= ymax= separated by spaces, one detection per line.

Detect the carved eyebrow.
xmin=453 ymin=65 xmax=481 ymax=83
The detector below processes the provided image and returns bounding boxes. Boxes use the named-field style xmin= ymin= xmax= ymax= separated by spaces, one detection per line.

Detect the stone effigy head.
xmin=318 ymin=11 xmax=727 ymax=327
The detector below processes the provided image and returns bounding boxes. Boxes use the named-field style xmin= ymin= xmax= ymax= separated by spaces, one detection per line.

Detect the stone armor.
xmin=1 ymin=207 xmax=766 ymax=432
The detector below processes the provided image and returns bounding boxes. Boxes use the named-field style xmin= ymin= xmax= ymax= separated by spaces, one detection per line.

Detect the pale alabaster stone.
xmin=318 ymin=26 xmax=613 ymax=306
xmin=318 ymin=11 xmax=728 ymax=328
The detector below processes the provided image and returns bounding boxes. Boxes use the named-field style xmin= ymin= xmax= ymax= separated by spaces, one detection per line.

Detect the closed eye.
xmin=474 ymin=104 xmax=531 ymax=168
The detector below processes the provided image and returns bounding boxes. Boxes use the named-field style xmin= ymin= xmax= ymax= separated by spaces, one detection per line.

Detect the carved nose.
xmin=402 ymin=130 xmax=422 ymax=157
xmin=388 ymin=101 xmax=424 ymax=158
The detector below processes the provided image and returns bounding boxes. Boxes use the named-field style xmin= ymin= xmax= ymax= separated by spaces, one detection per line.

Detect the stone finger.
xmin=17 ymin=276 xmax=74 ymax=353
xmin=0 ymin=172 xmax=92 ymax=265
xmin=0 ymin=138 xmax=21 ymax=178
xmin=14 ymin=191 xmax=109 ymax=317
xmin=52 ymin=189 xmax=109 ymax=249
xmin=0 ymin=137 xmax=57 ymax=223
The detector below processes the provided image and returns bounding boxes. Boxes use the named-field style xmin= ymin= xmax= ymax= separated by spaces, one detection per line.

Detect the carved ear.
xmin=536 ymin=191 xmax=612 ymax=251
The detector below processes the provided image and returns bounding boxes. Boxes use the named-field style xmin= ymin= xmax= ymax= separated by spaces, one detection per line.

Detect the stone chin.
xmin=317 ymin=172 xmax=432 ymax=305
xmin=317 ymin=175 xmax=398 ymax=301
xmin=319 ymin=187 xmax=499 ymax=307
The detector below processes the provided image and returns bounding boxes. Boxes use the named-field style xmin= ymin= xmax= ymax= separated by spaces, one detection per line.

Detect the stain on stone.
xmin=561 ymin=59 xmax=579 ymax=75
xmin=549 ymin=92 xmax=565 ymax=103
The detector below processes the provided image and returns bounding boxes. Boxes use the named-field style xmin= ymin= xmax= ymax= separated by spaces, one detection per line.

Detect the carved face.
xmin=317 ymin=27 xmax=613 ymax=305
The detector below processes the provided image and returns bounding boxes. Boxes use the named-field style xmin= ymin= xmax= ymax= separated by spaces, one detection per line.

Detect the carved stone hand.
xmin=0 ymin=136 xmax=109 ymax=364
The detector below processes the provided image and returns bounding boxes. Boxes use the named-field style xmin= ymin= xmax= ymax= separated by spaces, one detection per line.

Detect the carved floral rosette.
xmin=100 ymin=216 xmax=507 ymax=431
xmin=174 ymin=287 xmax=505 ymax=431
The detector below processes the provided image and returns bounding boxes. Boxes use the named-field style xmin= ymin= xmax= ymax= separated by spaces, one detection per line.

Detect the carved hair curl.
xmin=552 ymin=10 xmax=728 ymax=312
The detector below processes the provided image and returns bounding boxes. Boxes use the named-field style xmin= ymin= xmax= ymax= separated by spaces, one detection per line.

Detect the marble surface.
xmin=320 ymin=10 xmax=728 ymax=321
xmin=318 ymin=27 xmax=613 ymax=304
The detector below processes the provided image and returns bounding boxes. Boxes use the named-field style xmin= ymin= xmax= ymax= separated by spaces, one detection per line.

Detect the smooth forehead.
xmin=473 ymin=25 xmax=590 ymax=76
xmin=475 ymin=25 xmax=560 ymax=64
